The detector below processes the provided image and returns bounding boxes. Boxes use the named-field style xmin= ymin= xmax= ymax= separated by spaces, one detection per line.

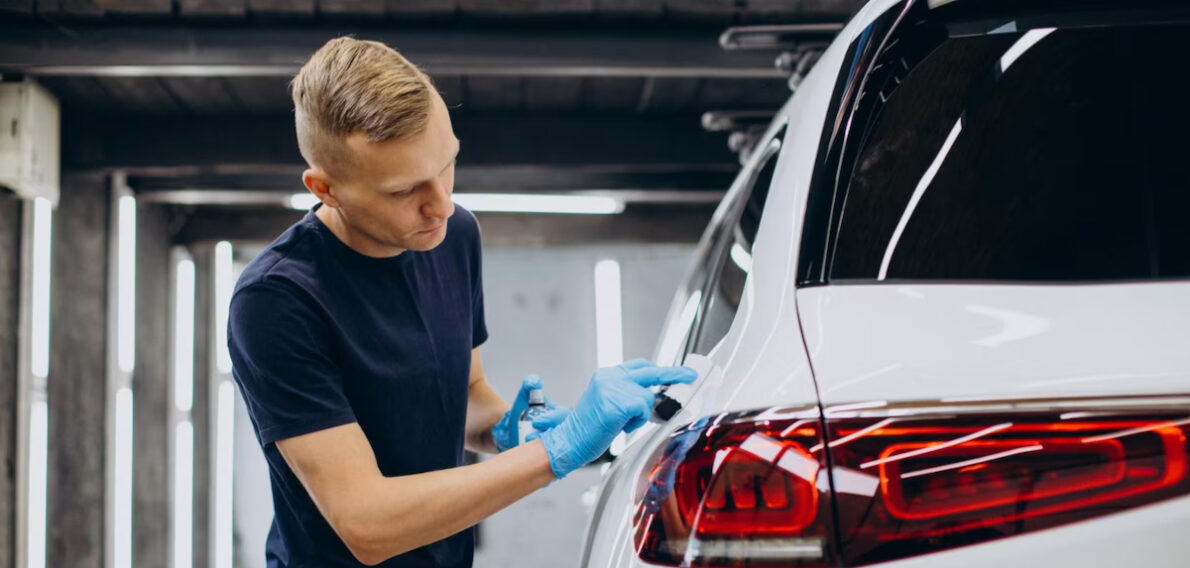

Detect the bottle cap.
xmin=528 ymin=388 xmax=545 ymax=405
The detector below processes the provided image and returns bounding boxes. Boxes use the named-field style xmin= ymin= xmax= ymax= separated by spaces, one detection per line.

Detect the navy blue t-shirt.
xmin=228 ymin=204 xmax=488 ymax=568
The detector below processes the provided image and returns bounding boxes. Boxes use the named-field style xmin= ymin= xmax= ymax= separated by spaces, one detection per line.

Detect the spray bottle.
xmin=518 ymin=388 xmax=549 ymax=446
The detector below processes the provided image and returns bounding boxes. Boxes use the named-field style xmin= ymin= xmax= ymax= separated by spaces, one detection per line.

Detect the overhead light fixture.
xmin=288 ymin=193 xmax=319 ymax=211
xmin=287 ymin=193 xmax=625 ymax=214
xmin=455 ymin=193 xmax=624 ymax=214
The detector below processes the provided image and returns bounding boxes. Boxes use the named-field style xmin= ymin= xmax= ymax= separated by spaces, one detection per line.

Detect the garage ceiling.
xmin=1 ymin=0 xmax=861 ymax=243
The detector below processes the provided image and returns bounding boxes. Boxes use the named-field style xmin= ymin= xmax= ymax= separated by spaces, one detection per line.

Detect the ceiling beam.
xmin=63 ymin=112 xmax=740 ymax=172
xmin=0 ymin=24 xmax=789 ymax=78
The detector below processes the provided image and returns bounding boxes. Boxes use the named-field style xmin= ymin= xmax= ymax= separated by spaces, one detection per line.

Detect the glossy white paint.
xmin=872 ymin=494 xmax=1190 ymax=568
xmin=581 ymin=0 xmax=1190 ymax=566
xmin=799 ymin=283 xmax=1190 ymax=405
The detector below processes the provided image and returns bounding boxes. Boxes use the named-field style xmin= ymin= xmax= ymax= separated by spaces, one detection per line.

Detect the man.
xmin=227 ymin=37 xmax=696 ymax=568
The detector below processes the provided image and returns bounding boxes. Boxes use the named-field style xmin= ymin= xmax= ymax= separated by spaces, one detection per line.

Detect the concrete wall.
xmin=133 ymin=203 xmax=173 ymax=568
xmin=228 ymin=242 xmax=694 ymax=568
xmin=0 ymin=192 xmax=23 ymax=568
xmin=48 ymin=172 xmax=110 ymax=568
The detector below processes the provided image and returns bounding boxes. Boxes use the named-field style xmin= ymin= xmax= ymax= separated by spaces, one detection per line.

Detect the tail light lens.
xmin=634 ymin=399 xmax=1190 ymax=567
xmin=633 ymin=407 xmax=835 ymax=567
xmin=828 ymin=404 xmax=1190 ymax=565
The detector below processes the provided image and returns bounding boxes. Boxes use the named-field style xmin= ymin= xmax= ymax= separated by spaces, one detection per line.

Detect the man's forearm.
xmin=464 ymin=379 xmax=508 ymax=454
xmin=346 ymin=440 xmax=554 ymax=564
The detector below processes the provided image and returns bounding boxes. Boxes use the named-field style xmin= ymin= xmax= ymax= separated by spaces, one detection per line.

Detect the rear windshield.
xmin=828 ymin=24 xmax=1190 ymax=282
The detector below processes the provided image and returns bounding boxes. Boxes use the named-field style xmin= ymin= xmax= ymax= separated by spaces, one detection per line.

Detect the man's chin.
xmin=403 ymin=227 xmax=448 ymax=252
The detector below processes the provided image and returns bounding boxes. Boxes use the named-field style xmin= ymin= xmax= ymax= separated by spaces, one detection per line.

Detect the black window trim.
xmin=686 ymin=123 xmax=787 ymax=357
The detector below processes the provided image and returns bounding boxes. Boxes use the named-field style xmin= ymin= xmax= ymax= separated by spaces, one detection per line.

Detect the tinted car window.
xmin=692 ymin=137 xmax=780 ymax=354
xmin=829 ymin=25 xmax=1190 ymax=282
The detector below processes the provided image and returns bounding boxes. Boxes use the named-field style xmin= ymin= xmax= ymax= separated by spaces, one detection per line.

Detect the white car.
xmin=580 ymin=0 xmax=1190 ymax=566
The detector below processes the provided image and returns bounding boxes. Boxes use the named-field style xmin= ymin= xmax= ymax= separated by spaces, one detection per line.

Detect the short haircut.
xmin=291 ymin=36 xmax=434 ymax=178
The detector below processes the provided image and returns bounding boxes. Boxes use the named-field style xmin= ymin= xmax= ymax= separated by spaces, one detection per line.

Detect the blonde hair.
xmin=291 ymin=36 xmax=435 ymax=177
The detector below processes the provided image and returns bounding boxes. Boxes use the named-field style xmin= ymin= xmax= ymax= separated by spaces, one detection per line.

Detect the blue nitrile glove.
xmin=492 ymin=375 xmax=570 ymax=452
xmin=539 ymin=359 xmax=698 ymax=478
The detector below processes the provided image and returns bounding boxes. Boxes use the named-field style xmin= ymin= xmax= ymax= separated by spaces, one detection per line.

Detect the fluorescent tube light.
xmin=26 ymin=399 xmax=48 ymax=568
xmin=30 ymin=198 xmax=52 ymax=379
xmin=288 ymin=192 xmax=626 ymax=214
xmin=594 ymin=259 xmax=624 ymax=367
xmin=117 ymin=196 xmax=136 ymax=373
xmin=288 ymin=193 xmax=319 ymax=210
xmin=114 ymin=387 xmax=134 ymax=568
xmin=174 ymin=259 xmax=195 ymax=413
xmin=214 ymin=381 xmax=235 ymax=568
xmin=456 ymin=193 xmax=624 ymax=214
xmin=173 ymin=420 xmax=194 ymax=568
xmin=214 ymin=242 xmax=233 ymax=374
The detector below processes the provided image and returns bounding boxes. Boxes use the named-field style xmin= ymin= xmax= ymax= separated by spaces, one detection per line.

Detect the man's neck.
xmin=315 ymin=205 xmax=406 ymax=259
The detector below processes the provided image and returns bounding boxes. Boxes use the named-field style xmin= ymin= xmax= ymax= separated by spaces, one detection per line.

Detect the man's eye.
xmin=391 ymin=188 xmax=414 ymax=196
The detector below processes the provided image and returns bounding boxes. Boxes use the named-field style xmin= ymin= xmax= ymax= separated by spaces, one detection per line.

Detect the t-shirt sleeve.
xmin=228 ymin=281 xmax=356 ymax=445
xmin=468 ymin=212 xmax=489 ymax=348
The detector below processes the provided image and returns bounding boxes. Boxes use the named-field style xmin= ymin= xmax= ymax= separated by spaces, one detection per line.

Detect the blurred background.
xmin=0 ymin=1 xmax=862 ymax=567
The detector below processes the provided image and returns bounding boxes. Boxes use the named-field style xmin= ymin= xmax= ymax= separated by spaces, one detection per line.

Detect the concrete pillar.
xmin=133 ymin=203 xmax=173 ymax=568
xmin=190 ymin=243 xmax=213 ymax=568
xmin=0 ymin=191 xmax=23 ymax=568
xmin=47 ymin=171 xmax=110 ymax=568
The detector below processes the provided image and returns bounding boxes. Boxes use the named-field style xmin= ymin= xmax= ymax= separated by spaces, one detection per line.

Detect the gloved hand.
xmin=492 ymin=375 xmax=570 ymax=453
xmin=539 ymin=359 xmax=698 ymax=478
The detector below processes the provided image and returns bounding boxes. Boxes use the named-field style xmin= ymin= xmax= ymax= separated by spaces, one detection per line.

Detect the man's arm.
xmin=277 ymin=422 xmax=554 ymax=566
xmin=463 ymin=347 xmax=506 ymax=454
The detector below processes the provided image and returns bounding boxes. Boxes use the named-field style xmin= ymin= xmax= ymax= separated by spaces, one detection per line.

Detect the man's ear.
xmin=302 ymin=168 xmax=339 ymax=208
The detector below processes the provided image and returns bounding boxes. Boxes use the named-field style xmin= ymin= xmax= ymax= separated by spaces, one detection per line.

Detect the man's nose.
xmin=422 ymin=178 xmax=455 ymax=220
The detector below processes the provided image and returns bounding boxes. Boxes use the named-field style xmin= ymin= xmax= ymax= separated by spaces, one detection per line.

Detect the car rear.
xmin=584 ymin=0 xmax=1190 ymax=567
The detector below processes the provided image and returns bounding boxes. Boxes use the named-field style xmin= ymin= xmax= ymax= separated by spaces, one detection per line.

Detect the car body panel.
xmin=799 ymin=282 xmax=1190 ymax=405
xmin=870 ymin=494 xmax=1190 ymax=568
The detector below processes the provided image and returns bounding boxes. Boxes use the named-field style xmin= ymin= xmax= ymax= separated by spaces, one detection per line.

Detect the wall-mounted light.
xmin=214 ymin=242 xmax=233 ymax=375
xmin=107 ymin=179 xmax=137 ymax=568
xmin=114 ymin=387 xmax=134 ymax=568
xmin=212 ymin=241 xmax=235 ymax=568
xmin=174 ymin=259 xmax=195 ymax=413
xmin=172 ymin=253 xmax=196 ymax=568
xmin=173 ymin=420 xmax=194 ymax=568
xmin=117 ymin=195 xmax=136 ymax=373
xmin=30 ymin=198 xmax=51 ymax=379
xmin=594 ymin=259 xmax=624 ymax=367
xmin=214 ymin=381 xmax=235 ymax=568
xmin=23 ymin=196 xmax=52 ymax=566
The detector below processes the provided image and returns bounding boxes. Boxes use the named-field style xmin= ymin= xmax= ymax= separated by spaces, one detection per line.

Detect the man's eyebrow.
xmin=391 ymin=143 xmax=460 ymax=190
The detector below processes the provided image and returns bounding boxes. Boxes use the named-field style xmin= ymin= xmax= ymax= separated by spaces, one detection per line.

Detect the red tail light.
xmin=633 ymin=407 xmax=835 ymax=567
xmin=828 ymin=404 xmax=1190 ymax=565
xmin=634 ymin=398 xmax=1190 ymax=567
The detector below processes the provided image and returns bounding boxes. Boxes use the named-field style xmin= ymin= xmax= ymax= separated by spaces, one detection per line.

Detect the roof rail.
xmin=718 ymin=23 xmax=844 ymax=51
